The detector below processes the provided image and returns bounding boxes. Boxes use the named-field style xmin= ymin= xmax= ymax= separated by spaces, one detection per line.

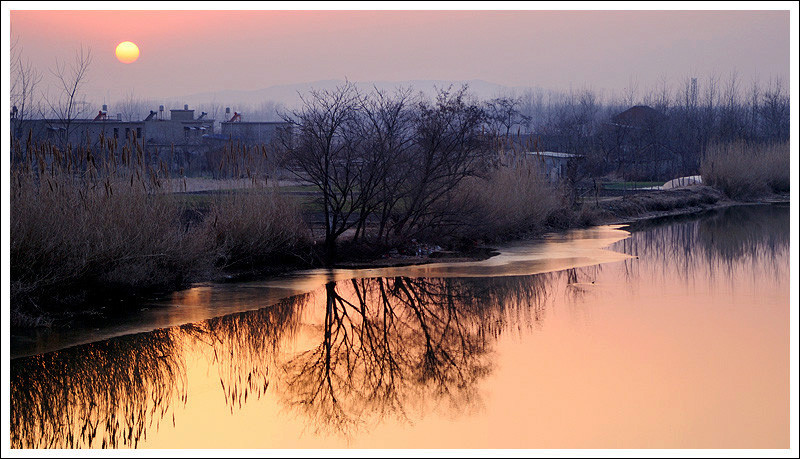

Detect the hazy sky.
xmin=9 ymin=9 xmax=791 ymax=104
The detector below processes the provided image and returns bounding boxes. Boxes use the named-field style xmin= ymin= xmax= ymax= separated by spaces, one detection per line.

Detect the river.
xmin=9 ymin=203 xmax=790 ymax=449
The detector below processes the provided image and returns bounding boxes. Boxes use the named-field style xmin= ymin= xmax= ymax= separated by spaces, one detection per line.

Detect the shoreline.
xmin=11 ymin=225 xmax=634 ymax=360
xmin=10 ymin=185 xmax=789 ymax=331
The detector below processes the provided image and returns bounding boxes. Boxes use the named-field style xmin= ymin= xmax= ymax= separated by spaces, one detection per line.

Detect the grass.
xmin=599 ymin=186 xmax=724 ymax=218
xmin=700 ymin=141 xmax=789 ymax=199
xmin=205 ymin=186 xmax=309 ymax=269
xmin=602 ymin=181 xmax=664 ymax=190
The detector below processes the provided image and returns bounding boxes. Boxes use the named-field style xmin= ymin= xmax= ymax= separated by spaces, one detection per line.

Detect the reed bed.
xmin=10 ymin=134 xmax=308 ymax=320
xmin=700 ymin=141 xmax=790 ymax=198
xmin=455 ymin=154 xmax=561 ymax=240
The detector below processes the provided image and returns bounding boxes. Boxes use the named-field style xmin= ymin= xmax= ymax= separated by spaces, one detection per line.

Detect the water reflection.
xmin=10 ymin=204 xmax=788 ymax=449
xmin=12 ymin=271 xmax=574 ymax=447
xmin=11 ymin=328 xmax=185 ymax=448
xmin=11 ymin=224 xmax=632 ymax=359
xmin=617 ymin=204 xmax=789 ymax=283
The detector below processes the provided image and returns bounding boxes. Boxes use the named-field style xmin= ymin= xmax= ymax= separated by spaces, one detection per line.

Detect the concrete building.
xmin=145 ymin=105 xmax=214 ymax=150
xmin=12 ymin=104 xmax=217 ymax=175
xmin=219 ymin=121 xmax=289 ymax=146
xmin=206 ymin=108 xmax=290 ymax=147
xmin=12 ymin=104 xmax=214 ymax=150
xmin=11 ymin=105 xmax=148 ymax=145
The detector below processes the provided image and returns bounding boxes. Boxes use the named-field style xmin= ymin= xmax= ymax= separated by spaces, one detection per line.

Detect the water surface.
xmin=10 ymin=204 xmax=789 ymax=449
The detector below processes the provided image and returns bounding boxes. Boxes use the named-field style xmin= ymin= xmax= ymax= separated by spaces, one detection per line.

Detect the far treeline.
xmin=9 ymin=77 xmax=790 ymax=324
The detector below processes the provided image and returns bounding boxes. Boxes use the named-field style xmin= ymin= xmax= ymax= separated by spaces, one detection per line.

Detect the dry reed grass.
xmin=10 ymin=135 xmax=308 ymax=318
xmin=205 ymin=186 xmax=310 ymax=268
xmin=456 ymin=155 xmax=560 ymax=240
xmin=700 ymin=141 xmax=789 ymax=198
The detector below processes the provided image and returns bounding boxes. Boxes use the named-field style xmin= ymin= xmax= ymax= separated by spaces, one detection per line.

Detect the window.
xmin=136 ymin=127 xmax=142 ymax=138
xmin=113 ymin=128 xmax=118 ymax=138
xmin=125 ymin=127 xmax=130 ymax=139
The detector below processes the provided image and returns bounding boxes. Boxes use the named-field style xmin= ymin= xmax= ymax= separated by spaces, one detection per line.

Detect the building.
xmin=609 ymin=105 xmax=667 ymax=129
xmin=527 ymin=151 xmax=582 ymax=182
xmin=12 ymin=104 xmax=214 ymax=149
xmin=219 ymin=121 xmax=290 ymax=146
xmin=145 ymin=105 xmax=214 ymax=150
xmin=11 ymin=105 xmax=147 ymax=145
xmin=600 ymin=105 xmax=676 ymax=180
xmin=11 ymin=104 xmax=217 ymax=175
xmin=208 ymin=108 xmax=290 ymax=147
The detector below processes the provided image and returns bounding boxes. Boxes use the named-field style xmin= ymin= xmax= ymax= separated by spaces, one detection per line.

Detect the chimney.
xmin=102 ymin=104 xmax=108 ymax=112
xmin=117 ymin=113 xmax=122 ymax=121
xmin=184 ymin=104 xmax=189 ymax=110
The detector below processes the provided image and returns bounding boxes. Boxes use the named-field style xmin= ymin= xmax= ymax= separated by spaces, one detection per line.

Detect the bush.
xmin=701 ymin=141 xmax=789 ymax=198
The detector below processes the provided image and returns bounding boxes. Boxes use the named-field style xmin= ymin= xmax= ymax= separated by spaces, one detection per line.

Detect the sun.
xmin=115 ymin=41 xmax=140 ymax=64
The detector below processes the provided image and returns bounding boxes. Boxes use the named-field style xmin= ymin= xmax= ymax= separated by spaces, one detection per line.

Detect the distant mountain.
xmin=177 ymin=79 xmax=534 ymax=109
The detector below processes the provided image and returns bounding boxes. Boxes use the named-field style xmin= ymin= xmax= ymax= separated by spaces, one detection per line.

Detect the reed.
xmin=10 ymin=134 xmax=307 ymax=319
xmin=455 ymin=154 xmax=560 ymax=240
xmin=700 ymin=141 xmax=789 ymax=198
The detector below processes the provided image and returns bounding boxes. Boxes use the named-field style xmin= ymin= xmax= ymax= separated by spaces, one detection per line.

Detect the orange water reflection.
xmin=10 ymin=204 xmax=789 ymax=449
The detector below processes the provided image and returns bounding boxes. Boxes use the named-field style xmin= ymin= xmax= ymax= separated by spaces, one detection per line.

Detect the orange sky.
xmin=9 ymin=9 xmax=791 ymax=104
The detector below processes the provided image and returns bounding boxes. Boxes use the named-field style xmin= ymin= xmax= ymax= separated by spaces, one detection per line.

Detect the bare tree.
xmin=252 ymin=100 xmax=286 ymax=121
xmin=10 ymin=37 xmax=43 ymax=139
xmin=281 ymin=81 xmax=365 ymax=261
xmin=759 ymin=77 xmax=789 ymax=141
xmin=484 ymin=96 xmax=531 ymax=138
xmin=389 ymin=86 xmax=491 ymax=239
xmin=115 ymin=89 xmax=153 ymax=121
xmin=197 ymin=98 xmax=223 ymax=132
xmin=352 ymin=86 xmax=416 ymax=243
xmin=44 ymin=46 xmax=93 ymax=146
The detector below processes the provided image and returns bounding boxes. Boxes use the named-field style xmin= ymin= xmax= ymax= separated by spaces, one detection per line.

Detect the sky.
xmin=8 ymin=8 xmax=792 ymax=106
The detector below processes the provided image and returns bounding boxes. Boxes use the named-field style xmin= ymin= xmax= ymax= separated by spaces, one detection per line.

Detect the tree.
xmin=44 ymin=46 xmax=93 ymax=146
xmin=484 ymin=96 xmax=531 ymax=138
xmin=281 ymin=81 xmax=365 ymax=261
xmin=352 ymin=87 xmax=416 ymax=243
xmin=10 ymin=37 xmax=43 ymax=140
xmin=116 ymin=89 xmax=152 ymax=122
xmin=389 ymin=86 xmax=491 ymax=239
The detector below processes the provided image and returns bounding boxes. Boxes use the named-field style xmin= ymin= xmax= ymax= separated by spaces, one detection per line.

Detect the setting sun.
xmin=115 ymin=41 xmax=139 ymax=63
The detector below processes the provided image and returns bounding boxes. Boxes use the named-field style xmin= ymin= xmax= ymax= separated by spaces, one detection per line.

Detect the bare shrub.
xmin=701 ymin=141 xmax=789 ymax=198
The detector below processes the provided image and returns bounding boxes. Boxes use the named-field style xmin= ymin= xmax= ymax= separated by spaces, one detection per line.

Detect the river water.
xmin=9 ymin=204 xmax=790 ymax=449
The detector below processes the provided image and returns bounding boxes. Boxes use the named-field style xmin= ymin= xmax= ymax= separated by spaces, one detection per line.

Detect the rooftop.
xmin=527 ymin=151 xmax=581 ymax=159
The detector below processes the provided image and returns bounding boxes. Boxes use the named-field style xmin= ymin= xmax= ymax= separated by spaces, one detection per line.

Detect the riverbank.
xmin=9 ymin=183 xmax=788 ymax=329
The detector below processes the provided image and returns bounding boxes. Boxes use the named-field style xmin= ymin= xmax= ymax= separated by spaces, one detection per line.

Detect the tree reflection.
xmin=11 ymin=271 xmax=567 ymax=446
xmin=280 ymin=274 xmax=556 ymax=434
xmin=10 ymin=295 xmax=305 ymax=449
xmin=188 ymin=294 xmax=305 ymax=411
xmin=617 ymin=204 xmax=788 ymax=282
